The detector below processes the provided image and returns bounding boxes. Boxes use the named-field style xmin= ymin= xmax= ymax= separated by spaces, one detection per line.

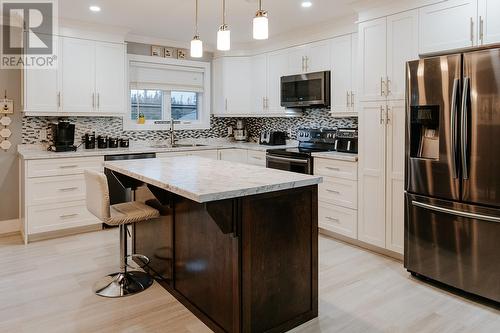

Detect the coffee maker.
xmin=233 ymin=119 xmax=248 ymax=142
xmin=49 ymin=120 xmax=77 ymax=152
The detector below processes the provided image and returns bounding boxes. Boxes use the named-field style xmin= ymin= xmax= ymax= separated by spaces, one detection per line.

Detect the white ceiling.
xmin=59 ymin=0 xmax=361 ymax=48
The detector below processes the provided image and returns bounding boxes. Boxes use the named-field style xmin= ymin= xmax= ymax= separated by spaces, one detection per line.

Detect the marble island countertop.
xmin=105 ymin=156 xmax=322 ymax=203
xmin=17 ymin=139 xmax=298 ymax=160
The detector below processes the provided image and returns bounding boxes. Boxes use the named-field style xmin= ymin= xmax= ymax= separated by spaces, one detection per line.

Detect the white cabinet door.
xmin=307 ymin=40 xmax=331 ymax=72
xmin=222 ymin=57 xmax=252 ymax=115
xmin=24 ymin=68 xmax=60 ymax=113
xmin=267 ymin=50 xmax=288 ymax=113
xmin=385 ymin=101 xmax=405 ymax=254
xmin=95 ymin=42 xmax=126 ymax=114
xmin=478 ymin=0 xmax=500 ymax=45
xmin=287 ymin=45 xmax=308 ymax=74
xmin=219 ymin=149 xmax=248 ymax=163
xmin=419 ymin=0 xmax=477 ymax=54
xmin=212 ymin=58 xmax=224 ymax=115
xmin=330 ymin=34 xmax=352 ymax=114
xmin=387 ymin=10 xmax=419 ymax=101
xmin=251 ymin=54 xmax=268 ymax=114
xmin=358 ymin=17 xmax=387 ymax=102
xmin=61 ymin=37 xmax=95 ymax=113
xmin=358 ymin=102 xmax=386 ymax=248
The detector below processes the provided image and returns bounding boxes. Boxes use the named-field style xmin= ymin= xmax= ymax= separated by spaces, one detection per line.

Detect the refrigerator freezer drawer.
xmin=405 ymin=193 xmax=500 ymax=303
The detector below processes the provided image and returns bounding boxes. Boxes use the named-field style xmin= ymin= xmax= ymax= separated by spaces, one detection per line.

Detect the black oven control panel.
xmin=297 ymin=128 xmax=337 ymax=143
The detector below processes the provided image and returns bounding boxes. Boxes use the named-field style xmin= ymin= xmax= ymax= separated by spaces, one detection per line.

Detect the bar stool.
xmin=84 ymin=170 xmax=160 ymax=298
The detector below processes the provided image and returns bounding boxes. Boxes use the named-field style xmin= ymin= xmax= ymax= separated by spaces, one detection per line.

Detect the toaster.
xmin=260 ymin=131 xmax=287 ymax=146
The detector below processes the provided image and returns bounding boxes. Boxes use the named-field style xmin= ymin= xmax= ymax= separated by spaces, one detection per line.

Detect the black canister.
xmin=83 ymin=133 xmax=96 ymax=149
xmin=97 ymin=135 xmax=108 ymax=149
xmin=108 ymin=137 xmax=119 ymax=149
xmin=119 ymin=138 xmax=130 ymax=148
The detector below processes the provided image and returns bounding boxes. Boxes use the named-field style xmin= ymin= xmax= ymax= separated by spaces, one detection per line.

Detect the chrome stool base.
xmin=94 ymin=271 xmax=153 ymax=298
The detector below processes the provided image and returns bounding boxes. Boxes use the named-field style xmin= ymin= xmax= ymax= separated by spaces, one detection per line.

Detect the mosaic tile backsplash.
xmin=22 ymin=109 xmax=357 ymax=144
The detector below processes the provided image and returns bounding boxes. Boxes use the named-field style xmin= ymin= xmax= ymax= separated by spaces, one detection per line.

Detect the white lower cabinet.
xmin=190 ymin=150 xmax=219 ymax=160
xmin=315 ymin=158 xmax=358 ymax=239
xmin=20 ymin=156 xmax=104 ymax=243
xmin=246 ymin=150 xmax=266 ymax=167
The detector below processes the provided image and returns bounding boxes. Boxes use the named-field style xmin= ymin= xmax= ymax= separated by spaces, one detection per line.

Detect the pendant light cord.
xmin=195 ymin=0 xmax=199 ymax=35
xmin=222 ymin=0 xmax=226 ymax=26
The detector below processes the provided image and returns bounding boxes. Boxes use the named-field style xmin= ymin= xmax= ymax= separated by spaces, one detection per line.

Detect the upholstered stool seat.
xmin=84 ymin=170 xmax=160 ymax=298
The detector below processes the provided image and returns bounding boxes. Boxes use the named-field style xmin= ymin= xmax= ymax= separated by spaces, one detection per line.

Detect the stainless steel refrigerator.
xmin=405 ymin=48 xmax=500 ymax=303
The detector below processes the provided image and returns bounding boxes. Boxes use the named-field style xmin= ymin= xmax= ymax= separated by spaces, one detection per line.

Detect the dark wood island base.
xmin=133 ymin=183 xmax=318 ymax=333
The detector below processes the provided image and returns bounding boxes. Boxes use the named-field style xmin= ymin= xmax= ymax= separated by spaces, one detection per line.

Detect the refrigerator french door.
xmin=405 ymin=49 xmax=500 ymax=303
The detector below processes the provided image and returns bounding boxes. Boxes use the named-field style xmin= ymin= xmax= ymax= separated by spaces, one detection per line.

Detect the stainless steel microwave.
xmin=280 ymin=71 xmax=331 ymax=108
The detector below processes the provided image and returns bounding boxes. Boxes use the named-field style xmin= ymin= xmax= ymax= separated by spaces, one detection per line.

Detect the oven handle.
xmin=266 ymin=155 xmax=310 ymax=164
xmin=412 ymin=201 xmax=500 ymax=223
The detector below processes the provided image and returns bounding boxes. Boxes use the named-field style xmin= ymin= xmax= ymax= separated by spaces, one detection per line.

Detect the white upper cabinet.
xmin=330 ymin=34 xmax=354 ymax=114
xmin=24 ymin=34 xmax=126 ymax=116
xmin=358 ymin=17 xmax=387 ymax=102
xmin=250 ymin=54 xmax=268 ymax=114
xmin=419 ymin=0 xmax=478 ymax=54
xmin=387 ymin=10 xmax=419 ymax=100
xmin=307 ymin=40 xmax=331 ymax=73
xmin=287 ymin=40 xmax=331 ymax=74
xmin=213 ymin=57 xmax=252 ymax=116
xmin=267 ymin=50 xmax=288 ymax=114
xmin=95 ymin=42 xmax=126 ymax=114
xmin=61 ymin=37 xmax=95 ymax=113
xmin=478 ymin=0 xmax=500 ymax=46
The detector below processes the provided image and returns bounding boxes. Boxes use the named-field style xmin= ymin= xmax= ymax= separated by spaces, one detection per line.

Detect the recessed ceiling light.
xmin=301 ymin=1 xmax=312 ymax=8
xmin=89 ymin=5 xmax=101 ymax=12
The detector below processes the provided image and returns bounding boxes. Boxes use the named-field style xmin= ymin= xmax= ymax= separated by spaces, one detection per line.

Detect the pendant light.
xmin=190 ymin=0 xmax=203 ymax=58
xmin=253 ymin=0 xmax=268 ymax=40
xmin=217 ymin=0 xmax=231 ymax=51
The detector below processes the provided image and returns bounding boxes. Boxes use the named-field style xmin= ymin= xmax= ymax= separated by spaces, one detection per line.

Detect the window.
xmin=124 ymin=55 xmax=211 ymax=131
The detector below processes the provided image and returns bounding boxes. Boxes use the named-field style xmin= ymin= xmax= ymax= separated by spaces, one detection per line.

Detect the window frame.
xmin=123 ymin=54 xmax=211 ymax=131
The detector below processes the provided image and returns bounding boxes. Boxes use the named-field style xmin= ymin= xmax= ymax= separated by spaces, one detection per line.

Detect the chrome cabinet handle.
xmin=325 ymin=216 xmax=340 ymax=223
xmin=385 ymin=105 xmax=390 ymax=125
xmin=380 ymin=77 xmax=385 ymax=96
xmin=97 ymin=93 xmax=100 ymax=109
xmin=263 ymin=97 xmax=266 ymax=109
xmin=325 ymin=167 xmax=341 ymax=171
xmin=305 ymin=56 xmax=309 ymax=72
xmin=326 ymin=189 xmax=340 ymax=194
xmin=479 ymin=16 xmax=484 ymax=44
xmin=92 ymin=93 xmax=95 ymax=109
xmin=346 ymin=91 xmax=350 ymax=108
xmin=350 ymin=92 xmax=355 ymax=108
xmin=301 ymin=56 xmax=305 ymax=72
xmin=225 ymin=98 xmax=228 ymax=112
xmin=59 ymin=165 xmax=78 ymax=169
xmin=380 ymin=106 xmax=384 ymax=124
xmin=57 ymin=92 xmax=61 ymax=108
xmin=386 ymin=76 xmax=391 ymax=96
xmin=412 ymin=201 xmax=500 ymax=223
xmin=60 ymin=213 xmax=79 ymax=219
xmin=58 ymin=187 xmax=78 ymax=191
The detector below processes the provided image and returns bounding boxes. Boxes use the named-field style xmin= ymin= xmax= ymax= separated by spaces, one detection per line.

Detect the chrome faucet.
xmin=170 ymin=119 xmax=180 ymax=147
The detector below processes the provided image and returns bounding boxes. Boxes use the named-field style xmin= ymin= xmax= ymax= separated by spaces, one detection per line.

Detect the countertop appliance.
xmin=49 ymin=121 xmax=77 ymax=152
xmin=233 ymin=119 xmax=248 ymax=142
xmin=104 ymin=153 xmax=157 ymax=227
xmin=266 ymin=128 xmax=339 ymax=174
xmin=335 ymin=128 xmax=358 ymax=154
xmin=281 ymin=71 xmax=330 ymax=109
xmin=405 ymin=48 xmax=500 ymax=303
xmin=83 ymin=132 xmax=96 ymax=150
xmin=260 ymin=131 xmax=287 ymax=146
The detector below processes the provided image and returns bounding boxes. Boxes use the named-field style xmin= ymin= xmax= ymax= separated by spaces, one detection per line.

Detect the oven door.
xmin=281 ymin=71 xmax=330 ymax=108
xmin=266 ymin=155 xmax=312 ymax=175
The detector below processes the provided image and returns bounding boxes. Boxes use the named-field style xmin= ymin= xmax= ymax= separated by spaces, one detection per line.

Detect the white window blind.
xmin=129 ymin=61 xmax=204 ymax=92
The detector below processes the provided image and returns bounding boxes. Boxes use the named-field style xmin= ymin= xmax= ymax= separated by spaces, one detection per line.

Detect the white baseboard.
xmin=0 ymin=219 xmax=20 ymax=235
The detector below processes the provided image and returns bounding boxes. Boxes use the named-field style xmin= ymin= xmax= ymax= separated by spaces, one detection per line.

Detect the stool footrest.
xmin=94 ymin=271 xmax=153 ymax=298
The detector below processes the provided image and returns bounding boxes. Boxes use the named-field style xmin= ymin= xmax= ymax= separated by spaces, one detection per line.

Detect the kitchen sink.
xmin=150 ymin=143 xmax=208 ymax=149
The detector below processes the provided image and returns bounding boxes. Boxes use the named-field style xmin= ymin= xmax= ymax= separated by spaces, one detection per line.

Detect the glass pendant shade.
xmin=253 ymin=12 xmax=268 ymax=40
xmin=190 ymin=36 xmax=203 ymax=58
xmin=217 ymin=26 xmax=231 ymax=51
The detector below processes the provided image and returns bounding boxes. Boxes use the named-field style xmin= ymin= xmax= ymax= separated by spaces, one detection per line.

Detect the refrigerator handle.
xmin=412 ymin=201 xmax=500 ymax=223
xmin=461 ymin=77 xmax=470 ymax=180
xmin=450 ymin=78 xmax=460 ymax=179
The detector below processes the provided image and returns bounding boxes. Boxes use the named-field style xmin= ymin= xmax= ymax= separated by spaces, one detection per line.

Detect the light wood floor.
xmin=0 ymin=230 xmax=498 ymax=333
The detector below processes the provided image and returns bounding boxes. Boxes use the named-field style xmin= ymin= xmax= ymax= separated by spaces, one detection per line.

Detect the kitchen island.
xmin=104 ymin=157 xmax=322 ymax=333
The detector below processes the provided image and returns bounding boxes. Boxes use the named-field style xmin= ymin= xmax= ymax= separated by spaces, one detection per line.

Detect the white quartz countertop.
xmin=104 ymin=156 xmax=322 ymax=203
xmin=18 ymin=140 xmax=298 ymax=160
xmin=312 ymin=151 xmax=358 ymax=162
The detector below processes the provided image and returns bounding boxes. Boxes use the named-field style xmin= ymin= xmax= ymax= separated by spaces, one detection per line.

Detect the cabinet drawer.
xmin=319 ymin=177 xmax=357 ymax=209
xmin=314 ymin=158 xmax=357 ymax=180
xmin=247 ymin=150 xmax=266 ymax=166
xmin=319 ymin=201 xmax=357 ymax=239
xmin=27 ymin=157 xmax=103 ymax=178
xmin=27 ymin=201 xmax=100 ymax=234
xmin=26 ymin=175 xmax=86 ymax=206
xmin=156 ymin=152 xmax=190 ymax=159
